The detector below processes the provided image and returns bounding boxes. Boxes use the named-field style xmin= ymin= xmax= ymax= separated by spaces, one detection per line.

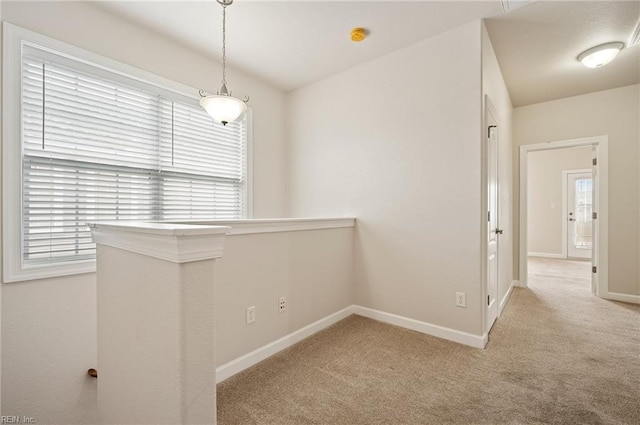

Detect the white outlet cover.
xmin=278 ymin=297 xmax=286 ymax=313
xmin=246 ymin=306 xmax=256 ymax=324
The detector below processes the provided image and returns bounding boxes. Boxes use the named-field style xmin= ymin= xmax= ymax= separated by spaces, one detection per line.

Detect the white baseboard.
xmin=499 ymin=281 xmax=516 ymax=316
xmin=352 ymin=305 xmax=487 ymax=349
xmin=216 ymin=304 xmax=493 ymax=383
xmin=528 ymin=252 xmax=565 ymax=259
xmin=602 ymin=292 xmax=640 ymax=305
xmin=215 ymin=305 xmax=353 ymax=383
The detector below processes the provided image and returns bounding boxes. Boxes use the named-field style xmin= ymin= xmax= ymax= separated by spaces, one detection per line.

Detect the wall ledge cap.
xmin=88 ymin=221 xmax=230 ymax=263
xmin=165 ymin=217 xmax=356 ymax=236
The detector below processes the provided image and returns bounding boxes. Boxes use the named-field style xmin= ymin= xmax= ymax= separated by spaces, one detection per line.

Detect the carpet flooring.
xmin=217 ymin=258 xmax=640 ymax=424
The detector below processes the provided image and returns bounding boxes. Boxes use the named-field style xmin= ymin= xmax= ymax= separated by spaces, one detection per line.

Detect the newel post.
xmin=89 ymin=222 xmax=229 ymax=425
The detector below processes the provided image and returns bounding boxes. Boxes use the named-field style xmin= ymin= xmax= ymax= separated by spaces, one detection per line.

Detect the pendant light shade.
xmin=200 ymin=0 xmax=248 ymax=125
xmin=200 ymin=94 xmax=247 ymax=126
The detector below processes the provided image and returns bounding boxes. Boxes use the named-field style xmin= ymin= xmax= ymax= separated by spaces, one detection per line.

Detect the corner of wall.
xmin=0 ymin=2 xmax=4 ymax=415
xmin=637 ymin=84 xmax=640 ymax=296
xmin=481 ymin=19 xmax=516 ymax=312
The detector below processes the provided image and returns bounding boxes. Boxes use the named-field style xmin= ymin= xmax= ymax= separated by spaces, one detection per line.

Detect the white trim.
xmin=527 ymin=252 xmax=565 ymax=259
xmin=215 ymin=305 xmax=354 ymax=383
xmin=562 ymin=170 xmax=568 ymax=259
xmin=169 ymin=217 xmax=356 ymax=236
xmin=501 ymin=0 xmax=532 ymax=13
xmin=630 ymin=16 xmax=640 ymax=46
xmin=352 ymin=306 xmax=487 ymax=349
xmin=5 ymin=23 xmax=201 ymax=100
xmin=602 ymin=292 xmax=640 ymax=305
xmin=88 ymin=222 xmax=230 ymax=263
xmin=3 ymin=22 xmax=27 ymax=283
xmin=519 ymin=136 xmax=608 ymax=297
xmin=244 ymin=108 xmax=254 ymax=219
xmin=499 ymin=281 xmax=516 ymax=316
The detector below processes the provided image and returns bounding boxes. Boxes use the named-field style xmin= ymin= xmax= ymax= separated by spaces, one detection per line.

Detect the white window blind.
xmin=21 ymin=45 xmax=247 ymax=267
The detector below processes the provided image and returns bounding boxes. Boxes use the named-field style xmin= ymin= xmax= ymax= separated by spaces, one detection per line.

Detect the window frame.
xmin=3 ymin=23 xmax=253 ymax=283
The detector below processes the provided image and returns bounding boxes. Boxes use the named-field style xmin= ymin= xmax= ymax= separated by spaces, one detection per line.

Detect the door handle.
xmin=569 ymin=218 xmax=575 ymax=222
xmin=495 ymin=228 xmax=503 ymax=234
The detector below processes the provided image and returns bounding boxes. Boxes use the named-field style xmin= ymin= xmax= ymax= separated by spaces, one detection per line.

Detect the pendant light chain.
xmin=221 ymin=4 xmax=227 ymax=87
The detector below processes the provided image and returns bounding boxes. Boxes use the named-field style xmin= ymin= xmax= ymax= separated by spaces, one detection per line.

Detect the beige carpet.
xmin=217 ymin=258 xmax=640 ymax=424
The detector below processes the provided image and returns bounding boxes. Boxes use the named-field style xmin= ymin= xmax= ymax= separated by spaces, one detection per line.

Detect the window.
xmin=3 ymin=24 xmax=251 ymax=282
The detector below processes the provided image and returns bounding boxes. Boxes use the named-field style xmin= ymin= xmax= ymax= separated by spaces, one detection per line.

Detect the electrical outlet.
xmin=246 ymin=306 xmax=256 ymax=324
xmin=278 ymin=296 xmax=287 ymax=313
xmin=455 ymin=292 xmax=466 ymax=308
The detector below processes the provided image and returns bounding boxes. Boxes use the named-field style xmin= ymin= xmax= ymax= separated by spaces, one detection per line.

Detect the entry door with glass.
xmin=567 ymin=171 xmax=593 ymax=259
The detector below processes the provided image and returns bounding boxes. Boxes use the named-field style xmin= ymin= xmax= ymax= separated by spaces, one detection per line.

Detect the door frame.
xmin=519 ymin=136 xmax=608 ymax=297
xmin=562 ymin=169 xmax=592 ymax=260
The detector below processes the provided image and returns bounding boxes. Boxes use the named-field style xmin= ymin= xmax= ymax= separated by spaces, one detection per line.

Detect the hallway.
xmin=527 ymin=256 xmax=592 ymax=293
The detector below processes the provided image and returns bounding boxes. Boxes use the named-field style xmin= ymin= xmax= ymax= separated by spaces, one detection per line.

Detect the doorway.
xmin=519 ymin=136 xmax=609 ymax=298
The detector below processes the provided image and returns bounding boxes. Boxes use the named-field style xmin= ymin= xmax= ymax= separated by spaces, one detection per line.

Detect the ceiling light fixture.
xmin=577 ymin=42 xmax=624 ymax=68
xmin=200 ymin=0 xmax=248 ymax=126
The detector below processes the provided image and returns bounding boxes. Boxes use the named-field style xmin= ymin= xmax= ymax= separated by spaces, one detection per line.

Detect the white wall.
xmin=95 ymin=244 xmax=218 ymax=425
xmin=527 ymin=147 xmax=592 ymax=256
xmin=216 ymin=228 xmax=354 ymax=365
xmin=0 ymin=0 xmax=3 ymax=413
xmin=1 ymin=1 xmax=286 ymax=422
xmin=514 ymin=84 xmax=640 ymax=296
xmin=481 ymin=23 xmax=514 ymax=311
xmin=287 ymin=21 xmax=485 ymax=335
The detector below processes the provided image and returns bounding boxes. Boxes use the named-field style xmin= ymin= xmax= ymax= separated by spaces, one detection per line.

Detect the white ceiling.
xmin=94 ymin=0 xmax=640 ymax=106
xmin=486 ymin=0 xmax=640 ymax=106
xmin=95 ymin=0 xmax=504 ymax=91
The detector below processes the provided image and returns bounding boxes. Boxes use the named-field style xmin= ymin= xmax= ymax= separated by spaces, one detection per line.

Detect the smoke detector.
xmin=350 ymin=28 xmax=366 ymax=42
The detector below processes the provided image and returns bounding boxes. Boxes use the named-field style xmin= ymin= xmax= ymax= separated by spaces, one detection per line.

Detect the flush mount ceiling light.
xmin=577 ymin=42 xmax=624 ymax=68
xmin=200 ymin=0 xmax=248 ymax=126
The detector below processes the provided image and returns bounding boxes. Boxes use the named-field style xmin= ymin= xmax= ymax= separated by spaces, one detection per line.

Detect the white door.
xmin=567 ymin=171 xmax=593 ymax=259
xmin=486 ymin=109 xmax=499 ymax=332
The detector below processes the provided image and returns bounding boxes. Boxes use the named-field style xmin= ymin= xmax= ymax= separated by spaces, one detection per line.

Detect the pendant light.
xmin=200 ymin=0 xmax=248 ymax=125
